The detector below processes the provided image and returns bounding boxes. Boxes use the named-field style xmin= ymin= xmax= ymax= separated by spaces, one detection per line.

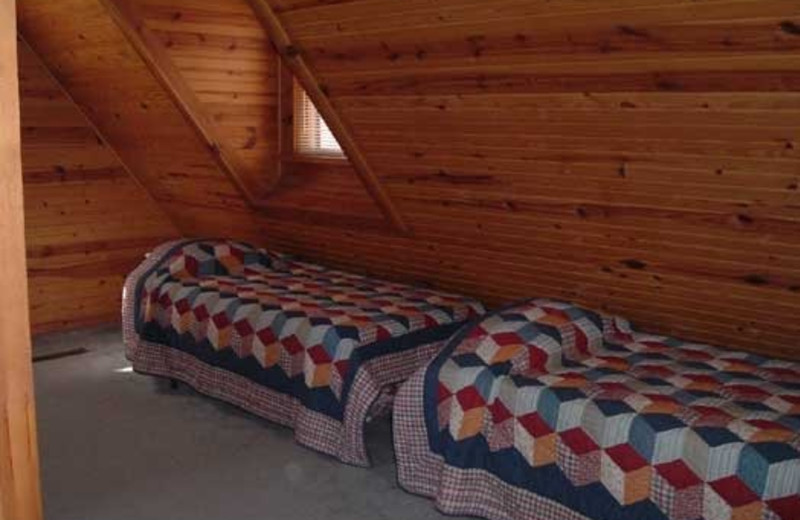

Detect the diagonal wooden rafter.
xmin=246 ymin=0 xmax=410 ymax=235
xmin=98 ymin=0 xmax=281 ymax=207
xmin=17 ymin=34 xmax=184 ymax=234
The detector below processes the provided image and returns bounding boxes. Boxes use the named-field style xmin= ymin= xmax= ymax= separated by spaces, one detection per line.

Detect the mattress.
xmin=122 ymin=239 xmax=484 ymax=466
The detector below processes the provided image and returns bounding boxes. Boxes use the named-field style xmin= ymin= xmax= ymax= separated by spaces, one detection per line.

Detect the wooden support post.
xmin=0 ymin=1 xmax=44 ymax=518
xmin=246 ymin=0 xmax=410 ymax=235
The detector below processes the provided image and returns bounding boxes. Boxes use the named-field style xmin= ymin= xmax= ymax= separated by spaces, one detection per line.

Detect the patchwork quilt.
xmin=122 ymin=239 xmax=483 ymax=465
xmin=394 ymin=299 xmax=799 ymax=520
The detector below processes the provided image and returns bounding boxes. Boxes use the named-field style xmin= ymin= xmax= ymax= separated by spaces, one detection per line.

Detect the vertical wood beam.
xmin=99 ymin=0 xmax=281 ymax=204
xmin=0 ymin=1 xmax=44 ymax=518
xmin=276 ymin=56 xmax=295 ymax=179
xmin=246 ymin=0 xmax=410 ymax=235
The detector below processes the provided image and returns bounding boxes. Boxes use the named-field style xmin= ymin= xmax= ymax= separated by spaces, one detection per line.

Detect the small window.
xmin=293 ymin=81 xmax=344 ymax=158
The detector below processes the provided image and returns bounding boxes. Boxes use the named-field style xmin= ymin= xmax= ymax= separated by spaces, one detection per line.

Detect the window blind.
xmin=294 ymin=81 xmax=344 ymax=158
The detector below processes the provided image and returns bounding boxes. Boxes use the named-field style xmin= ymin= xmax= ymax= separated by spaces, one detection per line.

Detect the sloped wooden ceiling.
xmin=252 ymin=0 xmax=800 ymax=359
xmin=18 ymin=40 xmax=180 ymax=333
xmin=19 ymin=0 xmax=259 ymax=238
xmin=19 ymin=0 xmax=800 ymax=358
xmin=136 ymin=0 xmax=281 ymax=197
xmin=17 ymin=0 xmax=385 ymax=241
xmin=129 ymin=0 xmax=386 ymax=227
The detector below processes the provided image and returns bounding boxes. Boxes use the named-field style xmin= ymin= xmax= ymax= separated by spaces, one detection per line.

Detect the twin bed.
xmin=123 ymin=240 xmax=799 ymax=520
xmin=395 ymin=299 xmax=799 ymax=520
xmin=122 ymin=239 xmax=483 ymax=466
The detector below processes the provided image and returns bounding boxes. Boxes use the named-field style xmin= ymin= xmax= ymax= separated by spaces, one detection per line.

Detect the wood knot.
xmin=617 ymin=25 xmax=650 ymax=39
xmin=743 ymin=274 xmax=769 ymax=286
xmin=620 ymin=259 xmax=647 ymax=270
xmin=656 ymin=78 xmax=682 ymax=91
xmin=779 ymin=20 xmax=800 ymax=35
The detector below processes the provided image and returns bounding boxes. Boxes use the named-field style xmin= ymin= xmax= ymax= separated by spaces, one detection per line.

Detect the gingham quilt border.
xmin=394 ymin=368 xmax=592 ymax=520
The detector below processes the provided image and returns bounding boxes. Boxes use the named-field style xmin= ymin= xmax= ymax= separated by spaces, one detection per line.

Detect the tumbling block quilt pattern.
xmin=414 ymin=299 xmax=799 ymax=520
xmin=129 ymin=239 xmax=483 ymax=434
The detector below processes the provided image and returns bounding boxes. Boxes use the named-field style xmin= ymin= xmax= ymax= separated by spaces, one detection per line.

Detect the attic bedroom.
xmin=1 ymin=0 xmax=798 ymax=519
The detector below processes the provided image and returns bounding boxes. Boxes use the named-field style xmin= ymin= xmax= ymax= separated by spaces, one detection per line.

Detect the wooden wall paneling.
xmin=248 ymin=0 xmax=800 ymax=359
xmin=0 ymin=1 xmax=43 ymax=517
xmin=100 ymin=0 xmax=281 ymax=203
xmin=137 ymin=0 xmax=280 ymax=182
xmin=17 ymin=0 xmax=265 ymax=239
xmin=133 ymin=0 xmax=388 ymax=225
xmin=19 ymin=0 xmax=800 ymax=358
xmin=137 ymin=0 xmax=287 ymax=212
xmin=21 ymin=0 xmax=387 ymax=234
xmin=252 ymin=216 xmax=800 ymax=359
xmin=247 ymin=0 xmax=410 ymax=234
xmin=18 ymin=35 xmax=181 ymax=333
xmin=17 ymin=36 xmax=175 ymax=227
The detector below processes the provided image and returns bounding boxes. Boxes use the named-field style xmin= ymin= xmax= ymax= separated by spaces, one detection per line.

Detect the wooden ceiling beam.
xmin=246 ymin=0 xmax=410 ymax=235
xmin=99 ymin=0 xmax=281 ymax=207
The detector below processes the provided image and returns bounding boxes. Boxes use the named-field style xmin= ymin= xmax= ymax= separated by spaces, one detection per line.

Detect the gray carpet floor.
xmin=33 ymin=326 xmax=467 ymax=520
